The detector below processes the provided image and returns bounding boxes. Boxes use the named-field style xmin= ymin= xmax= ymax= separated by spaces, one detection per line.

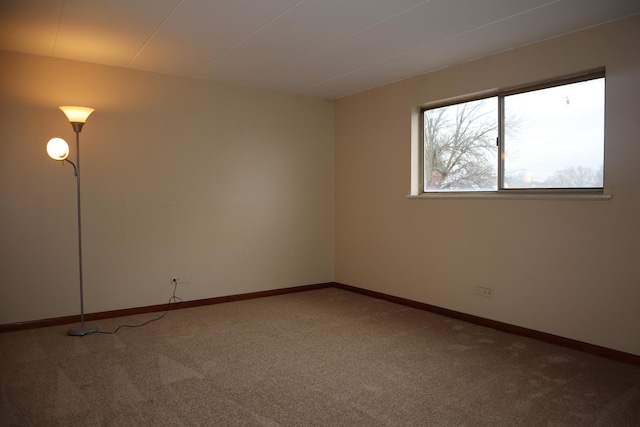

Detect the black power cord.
xmin=96 ymin=279 xmax=182 ymax=335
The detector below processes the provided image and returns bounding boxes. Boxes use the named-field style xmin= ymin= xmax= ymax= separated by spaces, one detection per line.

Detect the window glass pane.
xmin=423 ymin=98 xmax=498 ymax=191
xmin=503 ymin=78 xmax=604 ymax=188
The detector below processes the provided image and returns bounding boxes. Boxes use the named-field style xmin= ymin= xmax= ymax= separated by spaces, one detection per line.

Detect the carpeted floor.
xmin=1 ymin=288 xmax=639 ymax=426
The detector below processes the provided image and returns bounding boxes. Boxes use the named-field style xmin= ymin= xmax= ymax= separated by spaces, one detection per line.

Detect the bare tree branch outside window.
xmin=424 ymin=98 xmax=498 ymax=191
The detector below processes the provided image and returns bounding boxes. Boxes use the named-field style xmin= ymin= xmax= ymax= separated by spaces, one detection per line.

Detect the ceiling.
xmin=1 ymin=0 xmax=639 ymax=99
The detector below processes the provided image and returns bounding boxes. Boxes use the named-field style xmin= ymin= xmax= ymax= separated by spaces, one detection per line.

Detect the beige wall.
xmin=334 ymin=15 xmax=640 ymax=356
xmin=0 ymin=51 xmax=334 ymax=325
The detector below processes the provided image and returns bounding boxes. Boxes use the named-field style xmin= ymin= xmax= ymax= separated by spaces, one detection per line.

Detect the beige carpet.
xmin=1 ymin=288 xmax=639 ymax=426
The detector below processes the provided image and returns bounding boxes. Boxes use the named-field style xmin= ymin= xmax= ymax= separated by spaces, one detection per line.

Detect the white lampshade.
xmin=47 ymin=137 xmax=70 ymax=160
xmin=59 ymin=106 xmax=95 ymax=123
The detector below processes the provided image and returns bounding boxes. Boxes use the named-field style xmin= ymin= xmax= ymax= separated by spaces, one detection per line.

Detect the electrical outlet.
xmin=474 ymin=286 xmax=494 ymax=298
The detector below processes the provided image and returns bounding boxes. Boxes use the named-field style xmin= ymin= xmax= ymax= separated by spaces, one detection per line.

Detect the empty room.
xmin=1 ymin=1 xmax=639 ymax=425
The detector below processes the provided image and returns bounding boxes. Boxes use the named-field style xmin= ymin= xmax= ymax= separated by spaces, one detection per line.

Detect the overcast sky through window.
xmin=504 ymin=78 xmax=605 ymax=183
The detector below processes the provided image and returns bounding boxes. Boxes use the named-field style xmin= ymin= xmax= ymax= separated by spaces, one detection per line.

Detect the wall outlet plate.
xmin=474 ymin=286 xmax=494 ymax=298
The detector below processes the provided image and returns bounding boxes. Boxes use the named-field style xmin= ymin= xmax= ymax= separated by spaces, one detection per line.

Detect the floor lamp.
xmin=46 ymin=106 xmax=98 ymax=336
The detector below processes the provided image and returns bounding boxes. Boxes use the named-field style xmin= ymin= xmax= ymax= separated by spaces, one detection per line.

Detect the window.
xmin=422 ymin=70 xmax=605 ymax=193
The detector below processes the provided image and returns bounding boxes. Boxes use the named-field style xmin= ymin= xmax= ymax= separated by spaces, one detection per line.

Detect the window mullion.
xmin=498 ymin=95 xmax=505 ymax=190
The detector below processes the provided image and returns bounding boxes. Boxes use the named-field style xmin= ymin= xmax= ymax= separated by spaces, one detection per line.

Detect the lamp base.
xmin=67 ymin=324 xmax=98 ymax=336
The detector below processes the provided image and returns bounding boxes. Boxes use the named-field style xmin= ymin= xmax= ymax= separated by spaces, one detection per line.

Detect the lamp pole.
xmin=68 ymin=123 xmax=97 ymax=336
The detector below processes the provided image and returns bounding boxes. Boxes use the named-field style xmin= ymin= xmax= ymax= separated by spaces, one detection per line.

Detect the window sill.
xmin=406 ymin=192 xmax=612 ymax=201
